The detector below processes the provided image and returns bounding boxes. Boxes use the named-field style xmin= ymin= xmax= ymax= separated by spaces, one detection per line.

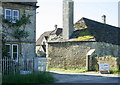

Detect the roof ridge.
xmin=82 ymin=17 xmax=119 ymax=29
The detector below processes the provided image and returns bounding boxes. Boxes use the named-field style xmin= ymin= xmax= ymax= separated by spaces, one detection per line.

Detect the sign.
xmin=99 ymin=63 xmax=110 ymax=72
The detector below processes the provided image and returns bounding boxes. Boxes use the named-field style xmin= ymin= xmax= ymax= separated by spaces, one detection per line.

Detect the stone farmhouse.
xmin=36 ymin=0 xmax=120 ymax=71
xmin=2 ymin=2 xmax=38 ymax=61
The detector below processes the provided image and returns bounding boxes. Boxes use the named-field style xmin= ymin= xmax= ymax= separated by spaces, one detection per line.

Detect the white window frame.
xmin=4 ymin=9 xmax=19 ymax=23
xmin=12 ymin=10 xmax=19 ymax=23
xmin=5 ymin=9 xmax=12 ymax=20
xmin=12 ymin=44 xmax=18 ymax=61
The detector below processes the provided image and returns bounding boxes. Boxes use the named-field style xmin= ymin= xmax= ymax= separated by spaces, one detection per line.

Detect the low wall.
xmin=47 ymin=41 xmax=120 ymax=70
xmin=91 ymin=56 xmax=120 ymax=71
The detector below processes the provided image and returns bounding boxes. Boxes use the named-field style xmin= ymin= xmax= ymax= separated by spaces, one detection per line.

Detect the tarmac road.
xmin=50 ymin=71 xmax=120 ymax=84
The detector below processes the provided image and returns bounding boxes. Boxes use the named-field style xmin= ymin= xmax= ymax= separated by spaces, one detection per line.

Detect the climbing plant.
xmin=2 ymin=14 xmax=32 ymax=58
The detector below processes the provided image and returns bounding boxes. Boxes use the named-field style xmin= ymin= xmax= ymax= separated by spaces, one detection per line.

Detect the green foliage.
xmin=37 ymin=50 xmax=46 ymax=57
xmin=48 ymin=68 xmax=87 ymax=73
xmin=110 ymin=69 xmax=120 ymax=74
xmin=2 ymin=14 xmax=31 ymax=58
xmin=13 ymin=14 xmax=32 ymax=27
xmin=78 ymin=29 xmax=91 ymax=36
xmin=2 ymin=72 xmax=55 ymax=83
xmin=13 ymin=29 xmax=29 ymax=40
xmin=106 ymin=55 xmax=114 ymax=58
xmin=2 ymin=14 xmax=31 ymax=40
xmin=2 ymin=14 xmax=31 ymax=27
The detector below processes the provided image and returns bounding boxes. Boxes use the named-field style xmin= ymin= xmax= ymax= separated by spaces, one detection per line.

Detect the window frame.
xmin=4 ymin=9 xmax=19 ymax=23
xmin=5 ymin=9 xmax=12 ymax=20
xmin=12 ymin=10 xmax=19 ymax=23
xmin=12 ymin=44 xmax=18 ymax=61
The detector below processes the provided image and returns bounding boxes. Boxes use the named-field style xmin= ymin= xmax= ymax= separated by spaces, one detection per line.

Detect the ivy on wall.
xmin=2 ymin=14 xmax=32 ymax=58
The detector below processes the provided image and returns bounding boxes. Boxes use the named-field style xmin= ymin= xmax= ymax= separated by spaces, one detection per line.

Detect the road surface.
xmin=50 ymin=71 xmax=120 ymax=84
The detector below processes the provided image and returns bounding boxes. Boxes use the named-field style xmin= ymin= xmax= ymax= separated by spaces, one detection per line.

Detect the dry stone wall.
xmin=91 ymin=57 xmax=120 ymax=71
xmin=47 ymin=41 xmax=120 ymax=70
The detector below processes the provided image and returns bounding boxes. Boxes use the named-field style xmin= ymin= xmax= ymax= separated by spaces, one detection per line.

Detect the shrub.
xmin=36 ymin=51 xmax=46 ymax=57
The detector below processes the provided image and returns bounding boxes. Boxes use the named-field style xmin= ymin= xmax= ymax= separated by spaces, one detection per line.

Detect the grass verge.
xmin=110 ymin=70 xmax=120 ymax=74
xmin=48 ymin=68 xmax=87 ymax=73
xmin=2 ymin=72 xmax=55 ymax=84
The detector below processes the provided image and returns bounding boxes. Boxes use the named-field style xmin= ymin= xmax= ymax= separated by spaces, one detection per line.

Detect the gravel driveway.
xmin=50 ymin=71 xmax=120 ymax=83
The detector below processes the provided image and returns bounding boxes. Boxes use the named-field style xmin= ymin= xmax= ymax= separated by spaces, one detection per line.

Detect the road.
xmin=50 ymin=71 xmax=120 ymax=84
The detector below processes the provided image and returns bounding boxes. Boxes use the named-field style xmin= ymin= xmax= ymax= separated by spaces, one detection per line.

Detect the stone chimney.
xmin=102 ymin=15 xmax=106 ymax=24
xmin=63 ymin=0 xmax=74 ymax=40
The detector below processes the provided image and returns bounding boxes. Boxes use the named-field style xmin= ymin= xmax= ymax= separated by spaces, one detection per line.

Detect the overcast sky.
xmin=36 ymin=0 xmax=119 ymax=40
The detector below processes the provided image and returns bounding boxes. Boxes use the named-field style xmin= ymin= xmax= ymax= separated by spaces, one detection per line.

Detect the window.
xmin=5 ymin=9 xmax=19 ymax=23
xmin=5 ymin=44 xmax=18 ymax=61
xmin=12 ymin=10 xmax=19 ymax=23
xmin=5 ymin=9 xmax=11 ymax=20
xmin=5 ymin=44 xmax=11 ymax=57
xmin=12 ymin=44 xmax=18 ymax=60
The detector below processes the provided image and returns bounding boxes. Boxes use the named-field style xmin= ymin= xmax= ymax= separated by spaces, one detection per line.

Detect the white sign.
xmin=99 ymin=63 xmax=110 ymax=72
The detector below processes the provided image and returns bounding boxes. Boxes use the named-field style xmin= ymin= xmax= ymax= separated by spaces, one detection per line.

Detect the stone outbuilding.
xmin=37 ymin=0 xmax=120 ymax=71
xmin=47 ymin=17 xmax=120 ymax=71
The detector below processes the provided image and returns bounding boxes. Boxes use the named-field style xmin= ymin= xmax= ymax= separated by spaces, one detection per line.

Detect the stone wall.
xmin=47 ymin=41 xmax=120 ymax=70
xmin=2 ymin=2 xmax=36 ymax=42
xmin=91 ymin=57 xmax=120 ymax=71
xmin=2 ymin=2 xmax=36 ymax=59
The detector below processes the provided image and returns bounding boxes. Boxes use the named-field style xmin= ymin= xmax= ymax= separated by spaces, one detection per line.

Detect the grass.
xmin=48 ymin=68 xmax=87 ymax=73
xmin=110 ymin=70 xmax=120 ymax=74
xmin=2 ymin=72 xmax=55 ymax=84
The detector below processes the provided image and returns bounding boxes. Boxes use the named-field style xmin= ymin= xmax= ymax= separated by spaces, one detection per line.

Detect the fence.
xmin=1 ymin=57 xmax=47 ymax=75
xmin=1 ymin=58 xmax=19 ymax=75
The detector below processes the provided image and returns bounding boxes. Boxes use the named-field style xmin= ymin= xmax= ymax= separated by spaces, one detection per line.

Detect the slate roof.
xmin=37 ymin=17 xmax=120 ymax=45
xmin=73 ymin=17 xmax=120 ymax=45
xmin=36 ymin=31 xmax=52 ymax=46
xmin=36 ymin=28 xmax=62 ymax=46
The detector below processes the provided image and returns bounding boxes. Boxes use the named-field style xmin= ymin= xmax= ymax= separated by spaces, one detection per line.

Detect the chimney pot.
xmin=54 ymin=24 xmax=57 ymax=29
xmin=102 ymin=15 xmax=106 ymax=24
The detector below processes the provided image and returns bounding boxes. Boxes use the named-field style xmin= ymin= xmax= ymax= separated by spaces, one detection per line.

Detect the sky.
xmin=36 ymin=0 xmax=119 ymax=40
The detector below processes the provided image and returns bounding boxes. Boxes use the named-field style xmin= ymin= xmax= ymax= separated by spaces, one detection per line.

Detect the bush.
xmin=36 ymin=51 xmax=46 ymax=57
xmin=110 ymin=69 xmax=120 ymax=74
xmin=2 ymin=72 xmax=55 ymax=84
